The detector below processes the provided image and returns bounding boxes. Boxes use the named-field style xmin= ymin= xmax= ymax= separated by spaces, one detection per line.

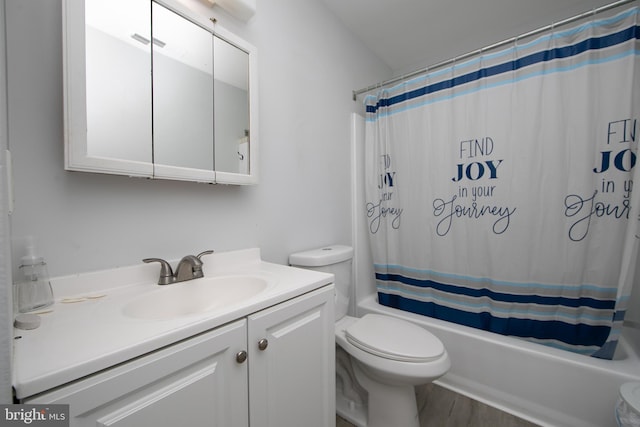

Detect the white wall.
xmin=0 ymin=0 xmax=14 ymax=405
xmin=4 ymin=0 xmax=391 ymax=280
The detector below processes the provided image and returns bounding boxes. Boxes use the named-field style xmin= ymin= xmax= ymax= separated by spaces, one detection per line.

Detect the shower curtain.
xmin=364 ymin=6 xmax=640 ymax=358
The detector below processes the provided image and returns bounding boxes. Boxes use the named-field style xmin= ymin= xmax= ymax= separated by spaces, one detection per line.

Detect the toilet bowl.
xmin=289 ymin=245 xmax=450 ymax=427
xmin=337 ymin=315 xmax=450 ymax=386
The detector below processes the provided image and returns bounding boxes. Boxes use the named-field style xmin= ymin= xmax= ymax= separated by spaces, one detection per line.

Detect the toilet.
xmin=289 ymin=245 xmax=450 ymax=427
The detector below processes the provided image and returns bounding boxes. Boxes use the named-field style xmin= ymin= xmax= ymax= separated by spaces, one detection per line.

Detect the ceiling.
xmin=320 ymin=0 xmax=620 ymax=77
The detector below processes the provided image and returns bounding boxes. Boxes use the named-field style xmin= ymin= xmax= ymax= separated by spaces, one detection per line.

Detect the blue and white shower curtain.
xmin=364 ymin=7 xmax=640 ymax=358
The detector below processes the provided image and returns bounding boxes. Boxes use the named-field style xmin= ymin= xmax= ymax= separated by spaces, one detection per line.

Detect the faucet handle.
xmin=179 ymin=250 xmax=213 ymax=282
xmin=196 ymin=250 xmax=214 ymax=260
xmin=143 ymin=258 xmax=175 ymax=285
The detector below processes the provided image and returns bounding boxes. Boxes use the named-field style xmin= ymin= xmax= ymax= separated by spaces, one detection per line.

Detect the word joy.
xmin=593 ymin=149 xmax=636 ymax=174
xmin=452 ymin=160 xmax=503 ymax=182
xmin=377 ymin=171 xmax=396 ymax=189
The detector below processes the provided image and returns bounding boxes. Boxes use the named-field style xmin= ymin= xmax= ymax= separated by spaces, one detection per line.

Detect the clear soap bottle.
xmin=16 ymin=237 xmax=54 ymax=313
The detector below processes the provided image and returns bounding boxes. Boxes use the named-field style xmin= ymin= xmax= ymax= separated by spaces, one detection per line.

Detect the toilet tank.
xmin=289 ymin=245 xmax=354 ymax=320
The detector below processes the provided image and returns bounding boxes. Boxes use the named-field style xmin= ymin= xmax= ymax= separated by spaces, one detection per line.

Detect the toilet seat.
xmin=345 ymin=314 xmax=445 ymax=362
xmin=335 ymin=315 xmax=450 ymax=387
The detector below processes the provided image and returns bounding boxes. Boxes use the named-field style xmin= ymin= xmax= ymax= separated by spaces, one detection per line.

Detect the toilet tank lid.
xmin=289 ymin=245 xmax=354 ymax=267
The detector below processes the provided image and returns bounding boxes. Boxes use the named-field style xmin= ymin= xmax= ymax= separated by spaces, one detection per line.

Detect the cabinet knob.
xmin=236 ymin=350 xmax=247 ymax=363
xmin=258 ymin=338 xmax=269 ymax=351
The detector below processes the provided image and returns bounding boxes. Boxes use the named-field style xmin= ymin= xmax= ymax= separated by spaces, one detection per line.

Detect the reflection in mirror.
xmin=214 ymin=36 xmax=250 ymax=174
xmin=152 ymin=3 xmax=214 ymax=171
xmin=85 ymin=0 xmax=152 ymax=163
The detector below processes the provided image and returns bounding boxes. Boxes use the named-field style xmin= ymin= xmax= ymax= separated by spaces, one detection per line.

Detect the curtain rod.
xmin=352 ymin=0 xmax=637 ymax=101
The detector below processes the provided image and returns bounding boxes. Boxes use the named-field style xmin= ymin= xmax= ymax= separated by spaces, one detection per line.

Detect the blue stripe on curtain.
xmin=376 ymin=273 xmax=616 ymax=310
xmin=377 ymin=292 xmax=612 ymax=348
xmin=378 ymin=264 xmax=618 ymax=294
xmin=366 ymin=24 xmax=640 ymax=114
xmin=376 ymin=274 xmax=629 ymax=356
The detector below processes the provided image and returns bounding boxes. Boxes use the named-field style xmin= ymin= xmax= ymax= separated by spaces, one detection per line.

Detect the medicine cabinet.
xmin=62 ymin=0 xmax=258 ymax=184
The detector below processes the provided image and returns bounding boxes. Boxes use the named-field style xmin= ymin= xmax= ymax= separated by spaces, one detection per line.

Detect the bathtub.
xmin=357 ymin=295 xmax=640 ymax=427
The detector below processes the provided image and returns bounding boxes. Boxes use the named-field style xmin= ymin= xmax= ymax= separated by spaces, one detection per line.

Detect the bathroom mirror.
xmin=152 ymin=2 xmax=216 ymax=181
xmin=85 ymin=0 xmax=152 ymax=167
xmin=213 ymin=36 xmax=250 ymax=176
xmin=62 ymin=0 xmax=258 ymax=184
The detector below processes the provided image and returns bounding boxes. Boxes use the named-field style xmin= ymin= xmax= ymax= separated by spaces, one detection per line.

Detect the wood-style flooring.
xmin=336 ymin=383 xmax=539 ymax=427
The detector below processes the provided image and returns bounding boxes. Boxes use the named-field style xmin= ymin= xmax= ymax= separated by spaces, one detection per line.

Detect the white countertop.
xmin=12 ymin=248 xmax=334 ymax=399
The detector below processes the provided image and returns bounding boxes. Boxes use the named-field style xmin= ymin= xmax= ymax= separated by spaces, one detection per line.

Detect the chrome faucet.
xmin=143 ymin=250 xmax=214 ymax=285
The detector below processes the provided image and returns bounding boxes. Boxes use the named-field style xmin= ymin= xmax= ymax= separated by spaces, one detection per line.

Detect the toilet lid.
xmin=345 ymin=314 xmax=445 ymax=362
xmin=620 ymin=382 xmax=640 ymax=413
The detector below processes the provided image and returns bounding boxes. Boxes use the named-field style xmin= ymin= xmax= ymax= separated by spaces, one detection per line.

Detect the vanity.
xmin=13 ymin=249 xmax=335 ymax=427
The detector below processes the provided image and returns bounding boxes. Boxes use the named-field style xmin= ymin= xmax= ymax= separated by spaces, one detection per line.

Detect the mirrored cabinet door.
xmin=64 ymin=0 xmax=154 ymax=177
xmin=151 ymin=2 xmax=216 ymax=182
xmin=212 ymin=27 xmax=258 ymax=185
xmin=214 ymin=36 xmax=250 ymax=175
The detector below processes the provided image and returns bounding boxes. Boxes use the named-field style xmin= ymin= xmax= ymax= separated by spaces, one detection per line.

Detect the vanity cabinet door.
xmin=248 ymin=285 xmax=335 ymax=427
xmin=24 ymin=320 xmax=249 ymax=427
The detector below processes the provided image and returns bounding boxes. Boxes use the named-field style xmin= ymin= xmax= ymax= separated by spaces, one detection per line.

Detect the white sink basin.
xmin=123 ymin=275 xmax=271 ymax=320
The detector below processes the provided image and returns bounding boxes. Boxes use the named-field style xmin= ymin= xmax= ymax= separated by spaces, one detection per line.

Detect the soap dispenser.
xmin=16 ymin=237 xmax=54 ymax=313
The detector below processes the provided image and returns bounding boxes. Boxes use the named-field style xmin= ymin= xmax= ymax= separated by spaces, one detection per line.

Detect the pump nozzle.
xmin=20 ymin=236 xmax=44 ymax=281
